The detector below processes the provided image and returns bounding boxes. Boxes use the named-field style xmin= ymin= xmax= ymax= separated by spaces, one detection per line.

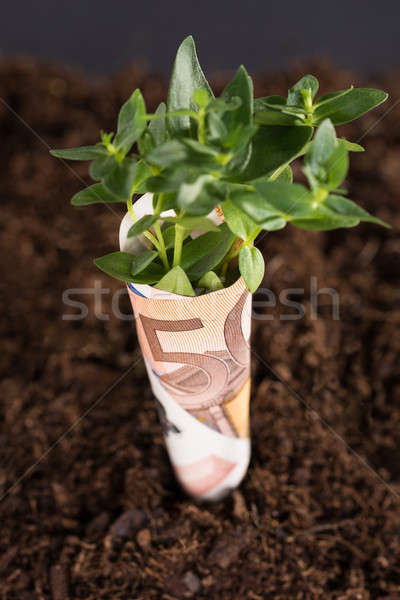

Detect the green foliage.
xmin=239 ymin=246 xmax=265 ymax=292
xmin=155 ymin=266 xmax=195 ymax=296
xmin=197 ymin=270 xmax=224 ymax=292
xmin=52 ymin=36 xmax=390 ymax=296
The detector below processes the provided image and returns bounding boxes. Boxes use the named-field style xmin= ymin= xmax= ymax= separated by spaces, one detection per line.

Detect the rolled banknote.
xmin=120 ymin=194 xmax=251 ymax=501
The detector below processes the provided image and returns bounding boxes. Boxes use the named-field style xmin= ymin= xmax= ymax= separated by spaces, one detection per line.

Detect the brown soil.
xmin=0 ymin=57 xmax=399 ymax=599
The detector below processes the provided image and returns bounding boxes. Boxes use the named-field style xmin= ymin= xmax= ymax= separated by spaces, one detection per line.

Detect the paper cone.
xmin=120 ymin=197 xmax=251 ymax=501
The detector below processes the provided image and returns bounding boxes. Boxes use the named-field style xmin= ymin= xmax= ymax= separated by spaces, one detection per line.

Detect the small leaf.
xmin=148 ymin=102 xmax=167 ymax=145
xmin=114 ymin=89 xmax=147 ymax=151
xmin=306 ymin=121 xmax=348 ymax=190
xmin=103 ymin=158 xmax=137 ymax=200
xmin=89 ymin=155 xmax=116 ymax=180
xmin=167 ymin=36 xmax=213 ymax=136
xmin=155 ymin=266 xmax=195 ymax=296
xmin=239 ymin=125 xmax=312 ymax=181
xmin=130 ymin=250 xmax=158 ymax=276
xmin=193 ymin=88 xmax=211 ymax=108
xmin=262 ymin=217 xmax=287 ymax=231
xmin=343 ymin=140 xmax=364 ymax=152
xmin=146 ymin=140 xmax=188 ymax=168
xmin=222 ymin=198 xmax=259 ymax=240
xmin=132 ymin=160 xmax=152 ymax=193
xmin=291 ymin=214 xmax=359 ymax=230
xmin=71 ymin=183 xmax=124 ymax=206
xmin=221 ymin=66 xmax=253 ymax=132
xmin=197 ymin=271 xmax=223 ymax=292
xmin=287 ymin=75 xmax=319 ymax=106
xmin=137 ymin=130 xmax=155 ymax=155
xmin=239 ymin=245 xmax=264 ymax=292
xmin=177 ymin=175 xmax=218 ymax=215
xmin=50 ymin=145 xmax=107 ymax=161
xmin=127 ymin=214 xmax=158 ymax=237
xmin=307 ymin=118 xmax=337 ymax=168
xmin=254 ymin=95 xmax=286 ymax=111
xmin=314 ymin=88 xmax=353 ymax=106
xmin=232 ymin=182 xmax=314 ymax=224
xmin=94 ymin=251 xmax=164 ymax=283
xmin=207 ymin=112 xmax=228 ymax=141
xmin=312 ymin=88 xmax=388 ymax=125
xmin=254 ymin=107 xmax=302 ymax=126
xmin=94 ymin=252 xmax=134 ymax=283
xmin=273 ymin=165 xmax=293 ymax=183
xmin=181 ymin=224 xmax=235 ymax=279
xmin=323 ymin=195 xmax=390 ymax=228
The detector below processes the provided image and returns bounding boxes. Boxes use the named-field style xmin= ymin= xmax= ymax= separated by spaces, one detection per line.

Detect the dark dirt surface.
xmin=0 ymin=57 xmax=399 ymax=599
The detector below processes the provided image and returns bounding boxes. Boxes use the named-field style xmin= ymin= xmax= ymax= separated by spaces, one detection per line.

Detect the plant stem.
xmin=153 ymin=221 xmax=169 ymax=270
xmin=127 ymin=195 xmax=160 ymax=250
xmin=173 ymin=224 xmax=185 ymax=268
xmin=150 ymin=194 xmax=169 ymax=270
xmin=127 ymin=196 xmax=137 ymax=222
xmin=197 ymin=109 xmax=206 ymax=144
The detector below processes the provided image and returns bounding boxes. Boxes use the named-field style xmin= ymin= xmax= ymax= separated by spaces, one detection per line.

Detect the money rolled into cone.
xmin=120 ymin=195 xmax=251 ymax=501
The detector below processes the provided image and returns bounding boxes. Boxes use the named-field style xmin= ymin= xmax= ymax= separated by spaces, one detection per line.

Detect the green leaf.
xmin=193 ymin=88 xmax=211 ymax=108
xmin=94 ymin=251 xmax=164 ymax=283
xmin=254 ymin=95 xmax=286 ymax=111
xmin=103 ymin=158 xmax=137 ymax=200
xmin=288 ymin=75 xmax=319 ymax=106
xmin=207 ymin=96 xmax=242 ymax=113
xmin=222 ymin=198 xmax=259 ymax=240
xmin=114 ymin=89 xmax=147 ymax=151
xmin=146 ymin=168 xmax=190 ymax=193
xmin=50 ymin=145 xmax=107 ymax=161
xmin=312 ymin=88 xmax=388 ymax=125
xmin=254 ymin=107 xmax=302 ymax=126
xmin=147 ymin=140 xmax=209 ymax=169
xmin=155 ymin=265 xmax=195 ymax=296
xmin=307 ymin=118 xmax=337 ymax=168
xmin=306 ymin=120 xmax=348 ymax=190
xmin=323 ymin=195 xmax=390 ymax=228
xmin=323 ymin=141 xmax=349 ymax=190
xmin=180 ymin=223 xmax=235 ymax=279
xmin=94 ymin=252 xmax=134 ymax=282
xmin=239 ymin=246 xmax=264 ymax=292
xmin=177 ymin=175 xmax=219 ymax=215
xmin=149 ymin=102 xmax=167 ymax=145
xmin=130 ymin=250 xmax=159 ymax=276
xmin=132 ymin=160 xmax=152 ymax=193
xmin=343 ymin=140 xmax=364 ymax=152
xmin=291 ymin=214 xmax=359 ymax=230
xmin=133 ymin=262 xmax=166 ymax=284
xmin=239 ymin=125 xmax=312 ymax=181
xmin=261 ymin=217 xmax=287 ymax=231
xmin=197 ymin=271 xmax=223 ymax=292
xmin=166 ymin=216 xmax=220 ymax=232
xmin=127 ymin=214 xmax=158 ymax=237
xmin=232 ymin=182 xmax=314 ymax=224
xmin=89 ymin=155 xmax=117 ymax=180
xmin=167 ymin=36 xmax=213 ymax=135
xmin=137 ymin=130 xmax=155 ymax=155
xmin=221 ymin=66 xmax=253 ymax=132
xmin=254 ymin=95 xmax=307 ymax=125
xmin=207 ymin=112 xmax=228 ymax=141
xmin=71 ymin=182 xmax=124 ymax=206
xmin=314 ymin=88 xmax=353 ymax=106
xmin=273 ymin=165 xmax=293 ymax=183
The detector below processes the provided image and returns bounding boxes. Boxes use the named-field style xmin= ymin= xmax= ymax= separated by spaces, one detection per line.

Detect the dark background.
xmin=2 ymin=0 xmax=399 ymax=77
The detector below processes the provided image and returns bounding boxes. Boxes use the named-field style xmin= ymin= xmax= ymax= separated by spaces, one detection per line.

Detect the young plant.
xmin=51 ymin=36 xmax=389 ymax=296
